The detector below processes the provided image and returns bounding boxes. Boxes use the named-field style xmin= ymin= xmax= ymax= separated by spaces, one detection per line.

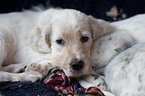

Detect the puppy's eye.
xmin=56 ymin=39 xmax=64 ymax=45
xmin=81 ymin=36 xmax=89 ymax=43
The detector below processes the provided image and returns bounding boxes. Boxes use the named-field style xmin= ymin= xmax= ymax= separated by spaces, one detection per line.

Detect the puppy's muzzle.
xmin=70 ymin=60 xmax=84 ymax=71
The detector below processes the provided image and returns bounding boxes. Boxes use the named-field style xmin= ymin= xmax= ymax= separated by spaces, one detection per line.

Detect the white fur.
xmin=0 ymin=8 xmax=113 ymax=81
xmin=91 ymin=14 xmax=145 ymax=96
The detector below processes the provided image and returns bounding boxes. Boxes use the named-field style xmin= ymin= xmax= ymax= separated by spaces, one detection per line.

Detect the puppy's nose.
xmin=70 ymin=60 xmax=84 ymax=70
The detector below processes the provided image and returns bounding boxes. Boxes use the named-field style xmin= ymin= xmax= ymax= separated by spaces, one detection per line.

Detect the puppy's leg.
xmin=105 ymin=43 xmax=145 ymax=96
xmin=0 ymin=63 xmax=43 ymax=82
xmin=78 ymin=78 xmax=115 ymax=96
xmin=25 ymin=60 xmax=52 ymax=77
xmin=80 ymin=74 xmax=108 ymax=91
xmin=0 ymin=63 xmax=26 ymax=73
xmin=0 ymin=60 xmax=52 ymax=81
xmin=0 ymin=71 xmax=42 ymax=82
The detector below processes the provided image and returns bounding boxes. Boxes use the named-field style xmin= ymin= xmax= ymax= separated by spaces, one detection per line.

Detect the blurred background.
xmin=0 ymin=0 xmax=145 ymax=22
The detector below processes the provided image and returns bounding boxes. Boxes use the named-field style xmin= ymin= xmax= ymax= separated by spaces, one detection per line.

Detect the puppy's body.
xmin=105 ymin=42 xmax=145 ymax=96
xmin=0 ymin=10 xmax=49 ymax=81
xmin=92 ymin=14 xmax=145 ymax=71
xmin=91 ymin=14 xmax=145 ymax=96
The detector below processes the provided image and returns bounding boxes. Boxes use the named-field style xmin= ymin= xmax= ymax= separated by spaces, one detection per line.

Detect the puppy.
xmin=0 ymin=8 xmax=114 ymax=81
xmin=91 ymin=14 xmax=145 ymax=96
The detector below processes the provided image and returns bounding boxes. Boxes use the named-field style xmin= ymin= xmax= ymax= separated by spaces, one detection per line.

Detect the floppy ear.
xmin=28 ymin=26 xmax=51 ymax=54
xmin=89 ymin=16 xmax=115 ymax=40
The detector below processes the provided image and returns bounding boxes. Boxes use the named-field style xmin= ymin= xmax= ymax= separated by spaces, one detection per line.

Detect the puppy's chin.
xmin=65 ymin=70 xmax=91 ymax=77
xmin=66 ymin=73 xmax=83 ymax=77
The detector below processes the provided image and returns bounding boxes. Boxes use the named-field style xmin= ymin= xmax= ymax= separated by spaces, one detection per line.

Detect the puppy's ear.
xmin=89 ymin=16 xmax=115 ymax=40
xmin=28 ymin=26 xmax=51 ymax=54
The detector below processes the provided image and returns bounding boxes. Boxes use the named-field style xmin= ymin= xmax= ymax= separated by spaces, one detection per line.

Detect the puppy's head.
xmin=28 ymin=9 xmax=114 ymax=77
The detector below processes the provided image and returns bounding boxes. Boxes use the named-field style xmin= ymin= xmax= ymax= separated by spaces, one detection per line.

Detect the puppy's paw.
xmin=25 ymin=61 xmax=52 ymax=76
xmin=82 ymin=74 xmax=108 ymax=91
xmin=18 ymin=72 xmax=43 ymax=82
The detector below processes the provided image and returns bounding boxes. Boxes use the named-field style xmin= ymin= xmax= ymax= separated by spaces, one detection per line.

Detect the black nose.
xmin=70 ymin=60 xmax=84 ymax=71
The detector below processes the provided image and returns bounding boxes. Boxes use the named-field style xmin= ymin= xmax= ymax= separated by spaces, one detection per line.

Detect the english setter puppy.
xmin=0 ymin=8 xmax=145 ymax=96
xmin=0 ymin=8 xmax=114 ymax=81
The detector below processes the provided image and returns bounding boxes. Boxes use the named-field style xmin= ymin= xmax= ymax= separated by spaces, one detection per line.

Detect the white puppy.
xmin=0 ymin=8 xmax=114 ymax=81
xmin=1 ymin=8 xmax=144 ymax=96
xmin=91 ymin=14 xmax=145 ymax=96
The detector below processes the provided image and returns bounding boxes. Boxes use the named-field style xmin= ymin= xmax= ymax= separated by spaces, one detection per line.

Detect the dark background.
xmin=0 ymin=0 xmax=145 ymax=21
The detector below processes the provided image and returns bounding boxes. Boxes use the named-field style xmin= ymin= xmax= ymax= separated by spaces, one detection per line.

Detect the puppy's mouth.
xmin=57 ymin=60 xmax=91 ymax=77
xmin=70 ymin=70 xmax=84 ymax=77
xmin=67 ymin=68 xmax=90 ymax=77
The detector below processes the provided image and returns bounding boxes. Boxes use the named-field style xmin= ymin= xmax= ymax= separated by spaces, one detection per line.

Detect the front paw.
xmin=19 ymin=72 xmax=43 ymax=82
xmin=25 ymin=62 xmax=52 ymax=76
xmin=82 ymin=74 xmax=108 ymax=91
